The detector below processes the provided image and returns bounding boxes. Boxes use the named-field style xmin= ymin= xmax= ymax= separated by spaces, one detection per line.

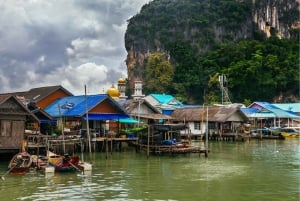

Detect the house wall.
xmin=36 ymin=89 xmax=70 ymax=109
xmin=89 ymin=99 xmax=119 ymax=113
xmin=181 ymin=122 xmax=207 ymax=135
xmin=82 ymin=99 xmax=126 ymax=134
xmin=0 ymin=96 xmax=38 ymax=153
xmin=182 ymin=121 xmax=243 ymax=136
xmin=0 ymin=118 xmax=25 ymax=152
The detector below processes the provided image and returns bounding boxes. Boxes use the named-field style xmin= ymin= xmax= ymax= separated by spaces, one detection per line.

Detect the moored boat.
xmin=8 ymin=152 xmax=32 ymax=175
xmin=47 ymin=151 xmax=80 ymax=172
xmin=279 ymin=128 xmax=299 ymax=138
xmin=31 ymin=155 xmax=48 ymax=169
xmin=249 ymin=128 xmax=285 ymax=140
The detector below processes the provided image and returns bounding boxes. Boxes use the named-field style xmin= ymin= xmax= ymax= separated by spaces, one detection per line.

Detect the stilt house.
xmin=0 ymin=95 xmax=39 ymax=154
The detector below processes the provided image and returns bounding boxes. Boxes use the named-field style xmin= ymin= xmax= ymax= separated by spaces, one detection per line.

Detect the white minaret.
xmin=132 ymin=80 xmax=145 ymax=100
xmin=118 ymin=78 xmax=127 ymax=99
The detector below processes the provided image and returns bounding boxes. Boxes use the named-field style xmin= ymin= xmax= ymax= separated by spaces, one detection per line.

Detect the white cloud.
xmin=42 ymin=63 xmax=109 ymax=95
xmin=67 ymin=38 xmax=119 ymax=66
xmin=0 ymin=0 xmax=150 ymax=95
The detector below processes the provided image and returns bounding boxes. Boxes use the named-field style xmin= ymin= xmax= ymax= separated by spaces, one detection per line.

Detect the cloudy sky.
xmin=0 ymin=0 xmax=150 ymax=95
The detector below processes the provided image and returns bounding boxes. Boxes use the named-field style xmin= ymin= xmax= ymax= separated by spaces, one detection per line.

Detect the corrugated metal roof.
xmin=2 ymin=85 xmax=73 ymax=103
xmin=240 ymin=108 xmax=259 ymax=115
xmin=120 ymin=99 xmax=160 ymax=114
xmin=248 ymin=102 xmax=300 ymax=118
xmin=249 ymin=112 xmax=276 ymax=118
xmin=137 ymin=113 xmax=173 ymax=120
xmin=171 ymin=104 xmax=247 ymax=122
xmin=144 ymin=95 xmax=160 ymax=109
xmin=25 ymin=85 xmax=73 ymax=102
xmin=0 ymin=95 xmax=40 ymax=122
xmin=45 ymin=94 xmax=107 ymax=117
xmin=0 ymin=94 xmax=10 ymax=103
xmin=151 ymin=94 xmax=174 ymax=104
xmin=273 ymin=103 xmax=300 ymax=113
xmin=151 ymin=94 xmax=182 ymax=107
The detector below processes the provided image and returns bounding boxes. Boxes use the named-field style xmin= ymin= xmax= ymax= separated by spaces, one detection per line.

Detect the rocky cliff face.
xmin=125 ymin=0 xmax=299 ymax=91
xmin=252 ymin=0 xmax=300 ymax=38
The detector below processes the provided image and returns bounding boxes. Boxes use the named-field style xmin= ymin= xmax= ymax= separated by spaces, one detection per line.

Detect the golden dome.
xmin=106 ymin=84 xmax=120 ymax=98
xmin=118 ymin=78 xmax=126 ymax=84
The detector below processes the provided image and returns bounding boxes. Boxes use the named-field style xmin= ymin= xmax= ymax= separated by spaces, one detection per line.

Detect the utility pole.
xmin=85 ymin=85 xmax=91 ymax=153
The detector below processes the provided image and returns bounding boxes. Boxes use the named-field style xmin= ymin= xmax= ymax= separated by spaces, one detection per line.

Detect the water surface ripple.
xmin=0 ymin=139 xmax=299 ymax=201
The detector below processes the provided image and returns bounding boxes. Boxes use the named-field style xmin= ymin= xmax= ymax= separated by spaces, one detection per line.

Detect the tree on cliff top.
xmin=144 ymin=52 xmax=174 ymax=94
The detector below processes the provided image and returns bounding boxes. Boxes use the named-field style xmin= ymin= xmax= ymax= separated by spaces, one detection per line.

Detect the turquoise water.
xmin=0 ymin=139 xmax=299 ymax=201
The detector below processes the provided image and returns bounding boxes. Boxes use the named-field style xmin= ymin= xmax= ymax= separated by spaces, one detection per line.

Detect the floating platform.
xmin=42 ymin=166 xmax=55 ymax=174
xmin=31 ymin=155 xmax=54 ymax=174
xmin=78 ymin=162 xmax=92 ymax=172
xmin=136 ymin=143 xmax=208 ymax=157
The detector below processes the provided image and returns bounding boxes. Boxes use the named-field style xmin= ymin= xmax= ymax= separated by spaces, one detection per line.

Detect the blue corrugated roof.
xmin=273 ymin=103 xmax=300 ymax=113
xmin=258 ymin=102 xmax=299 ymax=118
xmin=246 ymin=102 xmax=300 ymax=118
xmin=240 ymin=108 xmax=259 ymax=115
xmin=45 ymin=94 xmax=107 ymax=117
xmin=151 ymin=94 xmax=174 ymax=104
xmin=151 ymin=94 xmax=182 ymax=106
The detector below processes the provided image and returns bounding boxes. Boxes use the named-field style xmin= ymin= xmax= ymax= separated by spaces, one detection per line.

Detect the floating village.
xmin=0 ymin=78 xmax=299 ymax=178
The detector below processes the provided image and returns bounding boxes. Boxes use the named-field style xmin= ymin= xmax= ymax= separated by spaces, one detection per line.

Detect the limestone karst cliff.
xmin=125 ymin=0 xmax=299 ymax=103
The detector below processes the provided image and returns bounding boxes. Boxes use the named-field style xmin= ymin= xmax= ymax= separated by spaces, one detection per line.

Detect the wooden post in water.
xmin=58 ymin=104 xmax=66 ymax=154
xmin=199 ymin=104 xmax=204 ymax=158
xmin=105 ymin=138 xmax=108 ymax=159
xmin=111 ymin=137 xmax=113 ymax=155
xmin=147 ymin=126 xmax=150 ymax=158
xmin=205 ymin=106 xmax=208 ymax=158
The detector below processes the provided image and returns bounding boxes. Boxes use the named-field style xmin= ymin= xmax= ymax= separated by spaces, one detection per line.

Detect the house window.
xmin=194 ymin=121 xmax=200 ymax=130
xmin=1 ymin=120 xmax=12 ymax=136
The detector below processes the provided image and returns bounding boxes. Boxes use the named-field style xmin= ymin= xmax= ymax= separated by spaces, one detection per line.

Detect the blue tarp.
xmin=162 ymin=109 xmax=174 ymax=115
xmin=45 ymin=94 xmax=108 ymax=117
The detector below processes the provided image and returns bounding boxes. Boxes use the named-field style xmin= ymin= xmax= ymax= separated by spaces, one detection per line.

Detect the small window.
xmin=194 ymin=121 xmax=200 ymax=130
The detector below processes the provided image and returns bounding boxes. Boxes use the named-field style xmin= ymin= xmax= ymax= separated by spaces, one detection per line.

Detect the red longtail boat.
xmin=8 ymin=152 xmax=32 ymax=175
xmin=47 ymin=151 xmax=80 ymax=172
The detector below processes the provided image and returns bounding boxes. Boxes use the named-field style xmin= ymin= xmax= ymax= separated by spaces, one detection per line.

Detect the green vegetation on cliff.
xmin=125 ymin=0 xmax=300 ymax=104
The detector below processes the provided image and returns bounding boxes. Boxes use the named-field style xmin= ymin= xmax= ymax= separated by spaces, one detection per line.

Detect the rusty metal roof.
xmin=137 ymin=113 xmax=173 ymax=120
xmin=171 ymin=104 xmax=248 ymax=123
xmin=120 ymin=99 xmax=160 ymax=114
xmin=1 ymin=85 xmax=73 ymax=103
xmin=0 ymin=94 xmax=40 ymax=122
xmin=0 ymin=94 xmax=10 ymax=103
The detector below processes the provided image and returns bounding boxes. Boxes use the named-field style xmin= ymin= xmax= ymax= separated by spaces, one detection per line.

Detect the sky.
xmin=0 ymin=0 xmax=150 ymax=95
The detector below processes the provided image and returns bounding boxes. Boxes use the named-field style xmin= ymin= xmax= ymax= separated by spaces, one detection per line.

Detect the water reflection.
xmin=0 ymin=139 xmax=299 ymax=201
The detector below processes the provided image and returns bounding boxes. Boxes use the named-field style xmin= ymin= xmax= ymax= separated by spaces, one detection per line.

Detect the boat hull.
xmin=8 ymin=152 xmax=32 ymax=175
xmin=281 ymin=133 xmax=299 ymax=138
xmin=47 ymin=151 xmax=80 ymax=172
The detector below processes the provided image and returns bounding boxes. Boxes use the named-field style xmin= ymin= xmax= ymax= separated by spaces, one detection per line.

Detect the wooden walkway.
xmin=25 ymin=134 xmax=82 ymax=155
xmin=25 ymin=134 xmax=209 ymax=158
xmin=135 ymin=143 xmax=208 ymax=157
